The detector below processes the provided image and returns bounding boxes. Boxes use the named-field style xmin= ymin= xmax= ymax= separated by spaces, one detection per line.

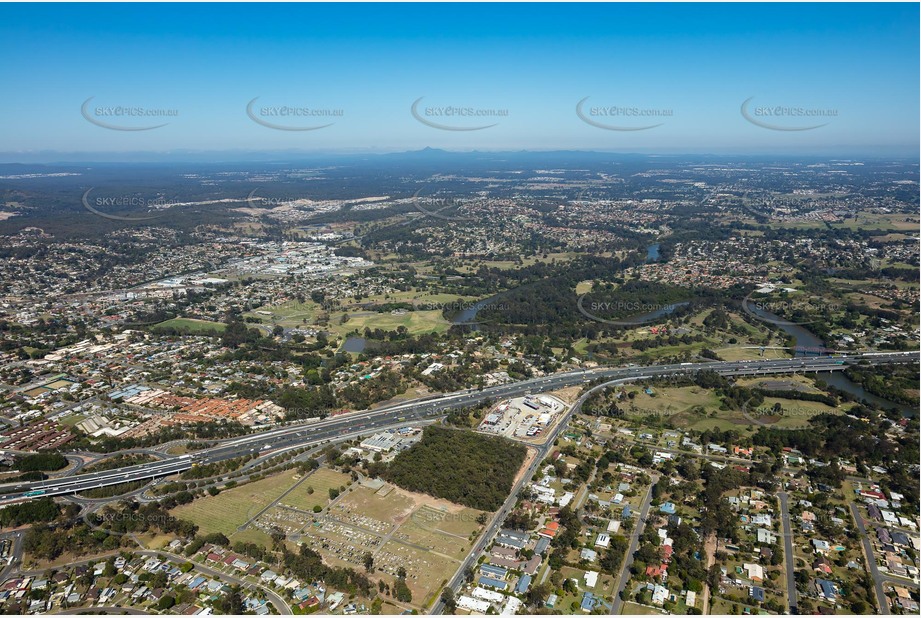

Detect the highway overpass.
xmin=0 ymin=351 xmax=915 ymax=503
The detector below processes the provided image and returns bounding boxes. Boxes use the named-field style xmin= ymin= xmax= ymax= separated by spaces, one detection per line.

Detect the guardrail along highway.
xmin=1 ymin=351 xmax=915 ymax=503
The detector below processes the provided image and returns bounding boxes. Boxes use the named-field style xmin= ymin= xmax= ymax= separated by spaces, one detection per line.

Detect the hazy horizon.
xmin=1 ymin=2 xmax=918 ymax=159
xmin=1 ymin=147 xmax=919 ymax=166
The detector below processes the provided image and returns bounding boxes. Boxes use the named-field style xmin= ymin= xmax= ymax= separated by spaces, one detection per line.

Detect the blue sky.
xmin=0 ymin=2 xmax=918 ymax=158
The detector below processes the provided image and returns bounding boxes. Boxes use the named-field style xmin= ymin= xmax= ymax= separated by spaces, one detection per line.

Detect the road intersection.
xmin=0 ymin=351 xmax=916 ymax=616
xmin=3 ymin=352 xmax=914 ymax=505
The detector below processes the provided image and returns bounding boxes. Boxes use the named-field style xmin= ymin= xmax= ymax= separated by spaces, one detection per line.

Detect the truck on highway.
xmin=24 ymin=490 xmax=45 ymax=497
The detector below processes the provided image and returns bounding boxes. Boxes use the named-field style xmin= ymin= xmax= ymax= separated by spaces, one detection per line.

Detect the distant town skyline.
xmin=1 ymin=2 xmax=918 ymax=159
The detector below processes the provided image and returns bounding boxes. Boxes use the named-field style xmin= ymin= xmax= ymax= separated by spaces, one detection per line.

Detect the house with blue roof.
xmin=293 ymin=588 xmax=312 ymax=602
xmin=749 ymin=586 xmax=765 ymax=602
xmin=815 ymin=578 xmax=838 ymax=601
xmin=891 ymin=531 xmax=911 ymax=547
xmin=659 ymin=502 xmax=677 ymax=514
xmin=496 ymin=529 xmax=530 ymax=550
xmin=580 ymin=592 xmax=598 ymax=612
xmin=478 ymin=576 xmax=508 ymax=591
xmin=188 ymin=576 xmax=207 ymax=590
xmin=515 ymin=574 xmax=531 ymax=594
xmin=479 ymin=564 xmax=508 ymax=579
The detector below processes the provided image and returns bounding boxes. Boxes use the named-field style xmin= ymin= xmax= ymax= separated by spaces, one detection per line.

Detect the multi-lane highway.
xmin=425 ymin=350 xmax=916 ymax=614
xmin=0 ymin=351 xmax=915 ymax=505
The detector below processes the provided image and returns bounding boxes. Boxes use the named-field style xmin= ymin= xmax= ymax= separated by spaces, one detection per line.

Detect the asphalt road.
xmin=18 ymin=548 xmax=289 ymax=614
xmin=140 ymin=549 xmax=292 ymax=614
xmin=777 ymin=492 xmax=798 ymax=613
xmin=52 ymin=607 xmax=150 ymax=615
xmin=609 ymin=476 xmax=658 ymax=615
xmin=849 ymin=502 xmax=891 ymax=615
xmin=0 ymin=530 xmax=24 ymax=583
xmin=0 ymin=352 xmax=915 ymax=505
xmin=430 ymin=377 xmax=642 ymax=615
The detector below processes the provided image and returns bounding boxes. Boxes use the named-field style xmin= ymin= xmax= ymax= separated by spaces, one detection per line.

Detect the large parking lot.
xmin=477 ymin=394 xmax=567 ymax=443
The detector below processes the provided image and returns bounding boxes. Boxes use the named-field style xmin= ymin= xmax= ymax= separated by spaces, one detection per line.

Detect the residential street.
xmin=849 ymin=502 xmax=890 ymax=615
xmin=609 ymin=474 xmax=659 ymax=615
xmin=777 ymin=492 xmax=798 ymax=614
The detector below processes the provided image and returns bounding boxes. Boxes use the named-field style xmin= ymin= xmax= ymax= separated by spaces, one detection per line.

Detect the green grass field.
xmin=752 ymin=396 xmax=844 ymax=429
xmin=617 ymin=381 xmax=849 ymax=433
xmin=449 ymin=252 xmax=582 ymax=272
xmin=244 ymin=298 xmax=321 ymax=326
xmin=715 ymin=346 xmax=790 ymax=361
xmin=332 ymin=309 xmax=451 ymax=339
xmin=152 ymin=317 xmax=226 ymax=333
xmin=57 ymin=413 xmax=88 ymax=427
xmin=171 ymin=470 xmax=305 ymax=538
xmin=734 ymin=375 xmax=821 ymax=391
xmin=342 ymin=289 xmax=478 ymax=306
xmin=626 ymin=385 xmax=721 ymax=416
xmin=569 ymin=305 xmax=792 ymax=364
xmin=244 ymin=289 xmax=483 ymax=337
xmin=376 ymin=539 xmax=460 ymax=609
xmin=829 ymin=212 xmax=920 ymax=232
xmin=277 ymin=468 xmax=351 ymax=512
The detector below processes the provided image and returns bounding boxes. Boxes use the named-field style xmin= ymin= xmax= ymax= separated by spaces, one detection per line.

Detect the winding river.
xmin=742 ymin=303 xmax=914 ymax=416
xmin=432 ymin=241 xmax=912 ymax=415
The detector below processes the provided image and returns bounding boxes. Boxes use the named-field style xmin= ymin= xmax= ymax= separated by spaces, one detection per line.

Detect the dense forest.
xmin=14 ymin=453 xmax=68 ymax=472
xmin=845 ymin=363 xmax=920 ymax=405
xmin=382 ymin=426 xmax=526 ymax=510
xmin=0 ymin=497 xmax=61 ymax=527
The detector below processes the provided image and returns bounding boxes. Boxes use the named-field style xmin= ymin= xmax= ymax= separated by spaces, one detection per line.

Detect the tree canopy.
xmin=383 ymin=425 xmax=526 ymax=510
